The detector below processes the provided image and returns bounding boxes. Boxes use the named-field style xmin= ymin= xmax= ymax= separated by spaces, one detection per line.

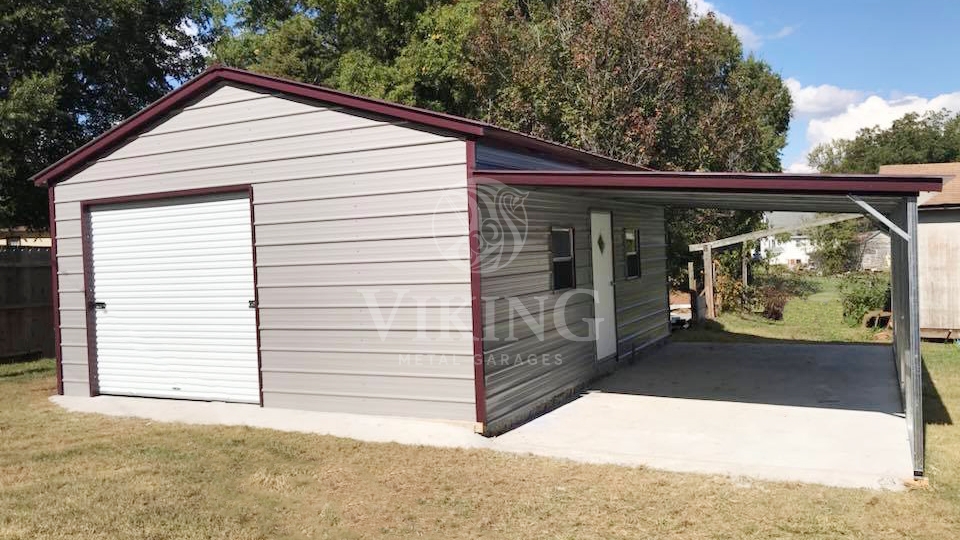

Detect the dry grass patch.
xmin=2 ymin=356 xmax=960 ymax=539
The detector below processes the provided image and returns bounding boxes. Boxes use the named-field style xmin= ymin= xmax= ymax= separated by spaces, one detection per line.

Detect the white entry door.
xmin=89 ymin=193 xmax=260 ymax=403
xmin=590 ymin=211 xmax=617 ymax=360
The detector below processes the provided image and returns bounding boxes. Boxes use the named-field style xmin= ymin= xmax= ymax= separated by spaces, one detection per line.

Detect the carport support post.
xmin=904 ymin=196 xmax=923 ymax=477
xmin=741 ymin=245 xmax=749 ymax=287
xmin=703 ymin=245 xmax=716 ymax=319
xmin=890 ymin=196 xmax=924 ymax=477
xmin=688 ymin=260 xmax=704 ymax=323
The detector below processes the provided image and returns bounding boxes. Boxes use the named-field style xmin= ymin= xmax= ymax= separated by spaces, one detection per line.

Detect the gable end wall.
xmin=52 ymin=85 xmax=475 ymax=421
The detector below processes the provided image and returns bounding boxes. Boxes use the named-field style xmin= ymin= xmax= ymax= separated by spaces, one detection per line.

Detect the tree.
xmin=470 ymin=0 xmax=791 ymax=172
xmin=0 ymin=0 xmax=214 ymax=228
xmin=808 ymin=110 xmax=960 ymax=173
xmin=807 ymin=216 xmax=870 ymax=275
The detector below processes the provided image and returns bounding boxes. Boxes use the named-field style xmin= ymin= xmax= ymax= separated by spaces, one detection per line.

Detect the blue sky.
xmin=692 ymin=0 xmax=960 ymax=172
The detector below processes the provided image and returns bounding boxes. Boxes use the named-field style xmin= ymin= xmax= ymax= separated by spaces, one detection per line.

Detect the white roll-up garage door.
xmin=89 ymin=193 xmax=260 ymax=403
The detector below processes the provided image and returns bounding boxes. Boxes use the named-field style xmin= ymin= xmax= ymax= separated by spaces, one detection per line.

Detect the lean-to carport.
xmin=472 ymin=169 xmax=942 ymax=477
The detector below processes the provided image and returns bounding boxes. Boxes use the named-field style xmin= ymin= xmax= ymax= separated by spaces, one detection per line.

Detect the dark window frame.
xmin=624 ymin=228 xmax=641 ymax=280
xmin=550 ymin=227 xmax=576 ymax=291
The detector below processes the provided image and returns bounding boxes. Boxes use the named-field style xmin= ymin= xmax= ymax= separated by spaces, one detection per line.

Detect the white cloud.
xmin=806 ymin=92 xmax=960 ymax=149
xmin=688 ymin=1 xmax=796 ymax=50
xmin=689 ymin=0 xmax=763 ymax=50
xmin=785 ymin=78 xmax=862 ymax=117
xmin=786 ymin=86 xmax=960 ymax=171
xmin=785 ymin=161 xmax=817 ymax=174
xmin=770 ymin=25 xmax=795 ymax=39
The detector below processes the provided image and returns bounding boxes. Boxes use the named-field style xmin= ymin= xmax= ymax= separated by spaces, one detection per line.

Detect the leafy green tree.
xmin=470 ymin=0 xmax=791 ymax=172
xmin=1 ymin=0 xmax=214 ymax=228
xmin=807 ymin=217 xmax=871 ymax=275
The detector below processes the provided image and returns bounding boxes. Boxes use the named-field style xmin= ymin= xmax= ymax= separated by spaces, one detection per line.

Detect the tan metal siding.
xmin=479 ymin=189 xmax=668 ymax=432
xmin=52 ymin=85 xmax=474 ymax=421
xmin=918 ymin=210 xmax=960 ymax=330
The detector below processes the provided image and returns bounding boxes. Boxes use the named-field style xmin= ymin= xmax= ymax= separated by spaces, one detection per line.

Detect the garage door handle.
xmin=248 ymin=300 xmax=257 ymax=309
xmin=89 ymin=301 xmax=106 ymax=310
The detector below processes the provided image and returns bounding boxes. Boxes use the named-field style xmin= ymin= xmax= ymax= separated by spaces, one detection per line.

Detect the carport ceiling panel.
xmin=530 ymin=188 xmax=903 ymax=214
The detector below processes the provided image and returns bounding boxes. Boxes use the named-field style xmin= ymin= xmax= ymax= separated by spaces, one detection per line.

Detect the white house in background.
xmin=758 ymin=212 xmax=817 ymax=269
xmin=759 ymin=233 xmax=815 ymax=268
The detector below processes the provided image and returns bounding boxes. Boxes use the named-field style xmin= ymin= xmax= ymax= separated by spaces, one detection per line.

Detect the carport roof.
xmin=474 ymin=170 xmax=945 ymax=213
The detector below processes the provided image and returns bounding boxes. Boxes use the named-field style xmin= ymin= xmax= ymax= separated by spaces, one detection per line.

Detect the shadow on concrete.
xmin=670 ymin=320 xmax=953 ymax=426
xmin=595 ymin=326 xmax=908 ymax=415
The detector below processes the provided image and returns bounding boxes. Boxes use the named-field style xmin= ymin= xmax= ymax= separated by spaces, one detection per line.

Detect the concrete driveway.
xmin=494 ymin=341 xmax=914 ymax=489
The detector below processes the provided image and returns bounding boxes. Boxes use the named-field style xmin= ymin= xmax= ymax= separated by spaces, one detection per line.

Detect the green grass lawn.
xmin=675 ymin=276 xmax=880 ymax=344
xmin=2 ymin=280 xmax=960 ymax=538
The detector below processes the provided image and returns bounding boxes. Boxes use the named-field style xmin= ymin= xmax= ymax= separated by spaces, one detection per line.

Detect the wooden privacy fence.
xmin=0 ymin=247 xmax=54 ymax=361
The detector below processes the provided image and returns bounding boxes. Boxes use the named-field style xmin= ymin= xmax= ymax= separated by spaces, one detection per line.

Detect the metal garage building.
xmin=33 ymin=67 xmax=940 ymax=476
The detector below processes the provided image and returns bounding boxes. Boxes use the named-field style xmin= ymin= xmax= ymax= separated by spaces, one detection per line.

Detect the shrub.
xmin=714 ymin=271 xmax=750 ymax=313
xmin=756 ymin=285 xmax=789 ymax=320
xmin=839 ymin=273 xmax=891 ymax=326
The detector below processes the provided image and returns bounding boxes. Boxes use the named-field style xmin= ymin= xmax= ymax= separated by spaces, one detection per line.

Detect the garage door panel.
xmin=90 ymin=241 xmax=254 ymax=259
xmin=96 ymin=366 xmax=260 ymax=382
xmin=88 ymin=258 xmax=254 ymax=273
xmin=90 ymin=193 xmax=260 ymax=404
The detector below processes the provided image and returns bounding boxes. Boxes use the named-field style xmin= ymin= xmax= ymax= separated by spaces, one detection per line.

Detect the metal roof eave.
xmin=472 ymin=169 xmax=944 ymax=196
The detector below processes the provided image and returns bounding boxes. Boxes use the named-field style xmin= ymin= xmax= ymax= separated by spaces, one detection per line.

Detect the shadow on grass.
xmin=0 ymin=365 xmax=52 ymax=379
xmin=673 ymin=318 xmax=886 ymax=346
xmin=923 ymin=360 xmax=953 ymax=426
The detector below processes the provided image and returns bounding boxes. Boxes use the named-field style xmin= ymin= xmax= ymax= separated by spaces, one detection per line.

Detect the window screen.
xmin=624 ymin=229 xmax=641 ymax=279
xmin=551 ymin=228 xmax=575 ymax=290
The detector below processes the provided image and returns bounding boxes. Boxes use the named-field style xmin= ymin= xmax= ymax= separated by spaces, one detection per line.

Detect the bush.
xmin=838 ymin=273 xmax=891 ymax=326
xmin=713 ymin=265 xmax=821 ymax=321
xmin=756 ymin=285 xmax=789 ymax=320
xmin=714 ymin=272 xmax=750 ymax=313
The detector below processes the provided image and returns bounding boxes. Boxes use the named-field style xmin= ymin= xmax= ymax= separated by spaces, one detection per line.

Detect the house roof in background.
xmin=31 ymin=66 xmax=641 ymax=187
xmin=879 ymin=163 xmax=960 ymax=207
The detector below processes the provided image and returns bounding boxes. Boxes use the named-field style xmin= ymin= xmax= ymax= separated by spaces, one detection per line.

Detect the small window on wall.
xmin=624 ymin=229 xmax=641 ymax=279
xmin=551 ymin=227 xmax=575 ymax=290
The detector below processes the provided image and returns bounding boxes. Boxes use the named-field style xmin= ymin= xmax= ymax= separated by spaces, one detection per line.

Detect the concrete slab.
xmin=51 ymin=394 xmax=489 ymax=449
xmin=495 ymin=342 xmax=914 ymax=490
xmin=50 ymin=342 xmax=913 ymax=490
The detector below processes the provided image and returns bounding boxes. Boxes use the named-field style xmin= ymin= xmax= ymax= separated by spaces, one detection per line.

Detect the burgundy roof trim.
xmin=473 ymin=170 xmax=944 ymax=195
xmin=32 ymin=66 xmax=641 ymax=186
